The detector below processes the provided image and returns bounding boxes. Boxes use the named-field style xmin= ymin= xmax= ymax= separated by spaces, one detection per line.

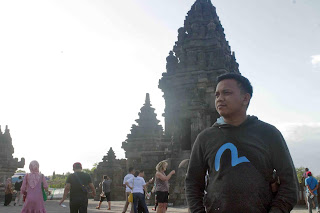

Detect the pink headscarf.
xmin=27 ymin=160 xmax=41 ymax=189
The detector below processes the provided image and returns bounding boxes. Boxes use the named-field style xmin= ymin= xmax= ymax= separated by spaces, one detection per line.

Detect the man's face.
xmin=215 ymin=79 xmax=250 ymax=119
xmin=139 ymin=171 xmax=145 ymax=177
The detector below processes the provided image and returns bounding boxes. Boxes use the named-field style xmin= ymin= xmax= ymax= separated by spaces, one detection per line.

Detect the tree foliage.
xmin=296 ymin=167 xmax=305 ymax=183
xmin=47 ymin=173 xmax=69 ymax=188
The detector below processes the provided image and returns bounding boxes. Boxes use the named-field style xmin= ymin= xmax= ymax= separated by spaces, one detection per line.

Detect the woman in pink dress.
xmin=21 ymin=160 xmax=48 ymax=213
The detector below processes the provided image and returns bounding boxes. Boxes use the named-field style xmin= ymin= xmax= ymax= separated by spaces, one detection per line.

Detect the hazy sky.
xmin=0 ymin=0 xmax=319 ymax=176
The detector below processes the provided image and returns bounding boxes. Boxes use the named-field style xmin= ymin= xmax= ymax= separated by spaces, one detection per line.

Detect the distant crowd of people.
xmin=121 ymin=160 xmax=175 ymax=213
xmin=2 ymin=159 xmax=175 ymax=213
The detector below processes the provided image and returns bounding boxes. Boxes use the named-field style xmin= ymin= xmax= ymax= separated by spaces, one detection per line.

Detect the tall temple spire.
xmin=144 ymin=93 xmax=151 ymax=107
xmin=102 ymin=147 xmax=116 ymax=163
xmin=134 ymin=93 xmax=162 ymax=131
xmin=3 ymin=125 xmax=11 ymax=140
xmin=121 ymin=93 xmax=167 ymax=183
xmin=159 ymin=0 xmax=239 ymax=147
xmin=164 ymin=0 xmax=239 ymax=74
xmin=4 ymin=125 xmax=10 ymax=134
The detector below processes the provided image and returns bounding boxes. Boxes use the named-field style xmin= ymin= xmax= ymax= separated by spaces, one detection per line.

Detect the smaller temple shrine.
xmin=121 ymin=93 xmax=171 ymax=181
xmin=0 ymin=125 xmax=25 ymax=201
xmin=93 ymin=147 xmax=126 ymax=201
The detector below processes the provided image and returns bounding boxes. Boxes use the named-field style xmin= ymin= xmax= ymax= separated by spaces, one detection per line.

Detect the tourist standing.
xmin=21 ymin=160 xmax=48 ymax=213
xmin=185 ymin=73 xmax=299 ymax=212
xmin=122 ymin=167 xmax=135 ymax=213
xmin=155 ymin=161 xmax=175 ymax=213
xmin=305 ymin=171 xmax=319 ymax=213
xmin=4 ymin=178 xmax=13 ymax=206
xmin=96 ymin=175 xmax=112 ymax=210
xmin=137 ymin=175 xmax=153 ymax=213
xmin=59 ymin=162 xmax=96 ymax=213
xmin=14 ymin=176 xmax=23 ymax=206
xmin=126 ymin=170 xmax=149 ymax=213
xmin=303 ymin=168 xmax=310 ymax=207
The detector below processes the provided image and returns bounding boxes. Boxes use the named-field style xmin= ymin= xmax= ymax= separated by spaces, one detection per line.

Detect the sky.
xmin=0 ymin=0 xmax=319 ymax=176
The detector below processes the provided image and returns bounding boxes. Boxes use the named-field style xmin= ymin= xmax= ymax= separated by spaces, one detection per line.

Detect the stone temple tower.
xmin=122 ymin=93 xmax=169 ymax=180
xmin=0 ymin=125 xmax=25 ymax=202
xmin=159 ymin=0 xmax=240 ymax=153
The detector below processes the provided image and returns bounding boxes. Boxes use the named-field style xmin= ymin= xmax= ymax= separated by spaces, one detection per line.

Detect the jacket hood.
xmin=213 ymin=115 xmax=258 ymax=127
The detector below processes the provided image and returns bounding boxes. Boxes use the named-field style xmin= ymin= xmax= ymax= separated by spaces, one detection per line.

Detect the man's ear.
xmin=243 ymin=93 xmax=251 ymax=106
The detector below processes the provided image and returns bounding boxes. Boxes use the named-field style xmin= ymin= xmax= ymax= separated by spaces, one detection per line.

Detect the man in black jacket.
xmin=59 ymin=162 xmax=96 ymax=213
xmin=185 ymin=73 xmax=299 ymax=212
xmin=14 ymin=176 xmax=23 ymax=206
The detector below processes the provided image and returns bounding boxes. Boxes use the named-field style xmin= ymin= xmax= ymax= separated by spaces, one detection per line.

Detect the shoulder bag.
xmin=41 ymin=174 xmax=47 ymax=201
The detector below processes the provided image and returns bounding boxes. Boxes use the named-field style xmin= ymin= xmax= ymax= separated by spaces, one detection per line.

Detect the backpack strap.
xmin=74 ymin=173 xmax=87 ymax=193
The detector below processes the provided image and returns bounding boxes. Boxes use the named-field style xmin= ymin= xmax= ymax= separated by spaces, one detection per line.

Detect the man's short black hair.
xmin=139 ymin=170 xmax=144 ymax=174
xmin=18 ymin=176 xmax=22 ymax=179
xmin=134 ymin=170 xmax=140 ymax=177
xmin=129 ymin=167 xmax=134 ymax=173
xmin=103 ymin=175 xmax=108 ymax=179
xmin=217 ymin=73 xmax=253 ymax=97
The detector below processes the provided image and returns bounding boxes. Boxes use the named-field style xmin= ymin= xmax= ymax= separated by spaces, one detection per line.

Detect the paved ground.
xmin=0 ymin=200 xmax=311 ymax=213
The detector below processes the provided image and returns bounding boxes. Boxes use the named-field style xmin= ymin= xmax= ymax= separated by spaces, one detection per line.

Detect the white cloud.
xmin=311 ymin=55 xmax=320 ymax=66
xmin=311 ymin=55 xmax=320 ymax=72
xmin=277 ymin=123 xmax=320 ymax=175
xmin=277 ymin=122 xmax=320 ymax=143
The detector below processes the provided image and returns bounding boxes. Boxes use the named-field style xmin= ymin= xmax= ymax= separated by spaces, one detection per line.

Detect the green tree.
xmin=16 ymin=170 xmax=26 ymax=173
xmin=91 ymin=163 xmax=98 ymax=174
xmin=82 ymin=168 xmax=92 ymax=175
xmin=47 ymin=173 xmax=68 ymax=188
xmin=296 ymin=167 xmax=305 ymax=183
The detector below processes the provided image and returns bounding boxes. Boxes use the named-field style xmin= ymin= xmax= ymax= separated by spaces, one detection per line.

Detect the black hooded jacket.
xmin=185 ymin=116 xmax=298 ymax=213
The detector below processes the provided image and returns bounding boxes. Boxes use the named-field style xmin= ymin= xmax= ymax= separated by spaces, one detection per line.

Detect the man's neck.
xmin=223 ymin=114 xmax=248 ymax=126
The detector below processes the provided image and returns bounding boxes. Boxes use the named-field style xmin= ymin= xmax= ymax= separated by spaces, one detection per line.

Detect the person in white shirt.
xmin=126 ymin=170 xmax=149 ymax=213
xmin=122 ymin=167 xmax=135 ymax=213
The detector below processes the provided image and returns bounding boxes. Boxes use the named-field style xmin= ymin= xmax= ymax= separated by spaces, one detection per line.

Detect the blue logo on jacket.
xmin=215 ymin=143 xmax=250 ymax=171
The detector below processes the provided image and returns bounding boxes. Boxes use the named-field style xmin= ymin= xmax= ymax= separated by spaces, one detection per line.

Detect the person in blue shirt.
xmin=305 ymin=171 xmax=319 ymax=213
